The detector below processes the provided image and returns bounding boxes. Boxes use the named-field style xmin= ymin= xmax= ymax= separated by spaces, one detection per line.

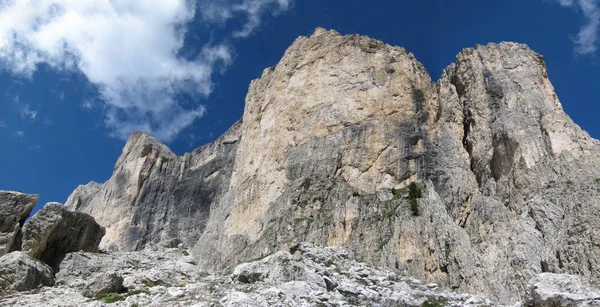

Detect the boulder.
xmin=21 ymin=202 xmax=105 ymax=271
xmin=0 ymin=251 xmax=54 ymax=292
xmin=232 ymin=250 xmax=325 ymax=288
xmin=81 ymin=272 xmax=124 ymax=298
xmin=523 ymin=273 xmax=600 ymax=306
xmin=0 ymin=191 xmax=38 ymax=256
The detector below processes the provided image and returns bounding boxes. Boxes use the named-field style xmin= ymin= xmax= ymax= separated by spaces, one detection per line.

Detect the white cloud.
xmin=0 ymin=0 xmax=281 ymax=141
xmin=28 ymin=144 xmax=41 ymax=150
xmin=199 ymin=0 xmax=293 ymax=38
xmin=556 ymin=0 xmax=600 ymax=55
xmin=21 ymin=104 xmax=38 ymax=120
xmin=81 ymin=99 xmax=94 ymax=110
xmin=15 ymin=130 xmax=24 ymax=137
xmin=0 ymin=119 xmax=5 ymax=128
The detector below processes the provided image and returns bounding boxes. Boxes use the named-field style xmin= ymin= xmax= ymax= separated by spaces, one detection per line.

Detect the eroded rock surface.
xmin=0 ymin=191 xmax=38 ymax=256
xmin=0 ymin=251 xmax=54 ymax=292
xmin=65 ymin=28 xmax=600 ymax=304
xmin=21 ymin=202 xmax=105 ymax=271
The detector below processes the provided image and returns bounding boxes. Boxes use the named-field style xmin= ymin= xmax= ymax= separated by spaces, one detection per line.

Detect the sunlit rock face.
xmin=66 ymin=28 xmax=600 ymax=304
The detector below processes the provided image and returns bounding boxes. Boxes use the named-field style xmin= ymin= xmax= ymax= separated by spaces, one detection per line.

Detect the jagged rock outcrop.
xmin=523 ymin=273 xmax=600 ymax=306
xmin=0 ymin=191 xmax=38 ymax=256
xmin=0 ymin=251 xmax=55 ymax=292
xmin=65 ymin=28 xmax=600 ymax=304
xmin=65 ymin=123 xmax=242 ymax=251
xmin=21 ymin=202 xmax=105 ymax=271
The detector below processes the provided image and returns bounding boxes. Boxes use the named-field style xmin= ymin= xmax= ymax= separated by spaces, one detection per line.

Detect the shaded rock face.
xmin=0 ymin=191 xmax=38 ymax=257
xmin=65 ymin=123 xmax=242 ymax=251
xmin=66 ymin=28 xmax=600 ymax=304
xmin=21 ymin=202 xmax=105 ymax=271
xmin=0 ymin=251 xmax=55 ymax=292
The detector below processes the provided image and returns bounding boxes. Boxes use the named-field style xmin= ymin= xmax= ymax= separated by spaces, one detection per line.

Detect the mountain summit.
xmin=64 ymin=28 xmax=600 ymax=304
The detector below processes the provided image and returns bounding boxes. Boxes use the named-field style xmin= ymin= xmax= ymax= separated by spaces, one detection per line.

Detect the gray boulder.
xmin=523 ymin=273 xmax=600 ymax=306
xmin=81 ymin=272 xmax=123 ymax=298
xmin=21 ymin=202 xmax=105 ymax=271
xmin=0 ymin=191 xmax=38 ymax=257
xmin=232 ymin=250 xmax=324 ymax=288
xmin=0 ymin=251 xmax=54 ymax=292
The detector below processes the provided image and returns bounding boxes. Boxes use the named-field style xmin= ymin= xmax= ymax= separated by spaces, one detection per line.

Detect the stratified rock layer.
xmin=21 ymin=202 xmax=105 ymax=271
xmin=66 ymin=28 xmax=600 ymax=304
xmin=0 ymin=191 xmax=38 ymax=256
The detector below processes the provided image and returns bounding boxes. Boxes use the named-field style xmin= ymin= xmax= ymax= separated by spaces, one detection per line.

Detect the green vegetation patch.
xmin=408 ymin=182 xmax=422 ymax=216
xmin=93 ymin=293 xmax=126 ymax=303
xmin=421 ymin=297 xmax=449 ymax=307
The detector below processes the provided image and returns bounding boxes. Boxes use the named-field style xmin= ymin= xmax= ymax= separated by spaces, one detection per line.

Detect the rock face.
xmin=523 ymin=273 xmax=600 ymax=306
xmin=65 ymin=28 xmax=600 ymax=304
xmin=0 ymin=191 xmax=38 ymax=257
xmin=65 ymin=123 xmax=241 ymax=251
xmin=21 ymin=202 xmax=105 ymax=271
xmin=0 ymin=251 xmax=55 ymax=292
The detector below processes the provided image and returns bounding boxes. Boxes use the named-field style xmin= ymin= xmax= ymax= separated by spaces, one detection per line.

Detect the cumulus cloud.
xmin=0 ymin=119 xmax=5 ymax=128
xmin=556 ymin=0 xmax=600 ymax=55
xmin=21 ymin=104 xmax=38 ymax=120
xmin=15 ymin=130 xmax=24 ymax=137
xmin=199 ymin=0 xmax=293 ymax=38
xmin=0 ymin=0 xmax=286 ymax=141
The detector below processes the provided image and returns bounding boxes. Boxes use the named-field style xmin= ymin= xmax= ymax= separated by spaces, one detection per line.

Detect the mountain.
xmin=64 ymin=28 xmax=600 ymax=304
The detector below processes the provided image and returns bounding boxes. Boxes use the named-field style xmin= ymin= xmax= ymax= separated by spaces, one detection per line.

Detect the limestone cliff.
xmin=66 ymin=122 xmax=241 ymax=251
xmin=65 ymin=28 xmax=600 ymax=304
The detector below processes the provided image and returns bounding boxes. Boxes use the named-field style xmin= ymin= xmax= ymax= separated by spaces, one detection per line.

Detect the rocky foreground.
xmin=1 ymin=241 xmax=599 ymax=307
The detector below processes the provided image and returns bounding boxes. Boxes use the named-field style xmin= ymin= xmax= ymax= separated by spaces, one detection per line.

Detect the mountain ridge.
xmin=64 ymin=28 xmax=600 ymax=304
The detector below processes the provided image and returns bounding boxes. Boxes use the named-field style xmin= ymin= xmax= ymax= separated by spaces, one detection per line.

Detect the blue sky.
xmin=0 ymin=0 xmax=599 ymax=214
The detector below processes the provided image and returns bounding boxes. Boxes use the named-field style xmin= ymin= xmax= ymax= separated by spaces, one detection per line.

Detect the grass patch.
xmin=595 ymin=178 xmax=600 ymax=183
xmin=141 ymin=279 xmax=158 ymax=288
xmin=94 ymin=293 xmax=125 ymax=303
xmin=421 ymin=297 xmax=449 ymax=307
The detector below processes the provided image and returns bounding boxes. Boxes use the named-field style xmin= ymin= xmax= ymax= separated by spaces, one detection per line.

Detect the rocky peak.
xmin=115 ymin=131 xmax=176 ymax=172
xmin=63 ymin=29 xmax=600 ymax=304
